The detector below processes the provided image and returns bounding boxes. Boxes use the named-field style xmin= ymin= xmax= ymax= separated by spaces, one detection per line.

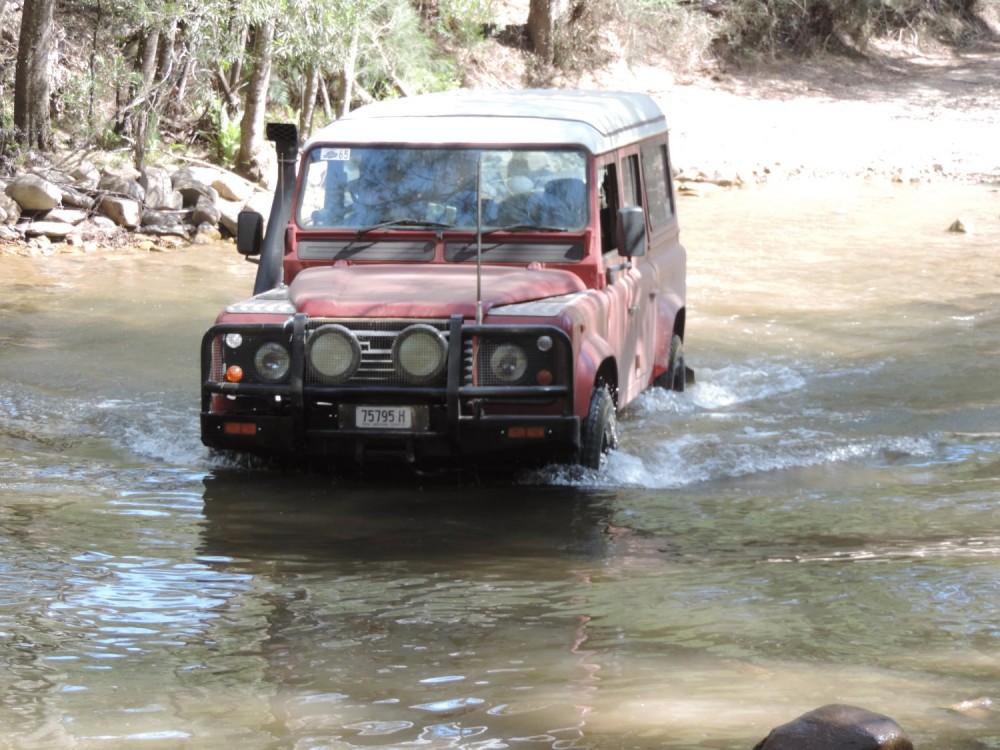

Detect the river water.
xmin=1 ymin=180 xmax=998 ymax=749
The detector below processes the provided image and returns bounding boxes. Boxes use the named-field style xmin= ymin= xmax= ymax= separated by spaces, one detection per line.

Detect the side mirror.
xmin=236 ymin=211 xmax=264 ymax=257
xmin=616 ymin=206 xmax=647 ymax=258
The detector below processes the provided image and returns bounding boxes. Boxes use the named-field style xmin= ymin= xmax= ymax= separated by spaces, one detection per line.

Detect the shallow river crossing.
xmin=1 ymin=180 xmax=998 ymax=748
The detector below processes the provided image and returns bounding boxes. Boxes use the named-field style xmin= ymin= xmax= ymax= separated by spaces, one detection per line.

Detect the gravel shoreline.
xmin=642 ymin=47 xmax=1000 ymax=187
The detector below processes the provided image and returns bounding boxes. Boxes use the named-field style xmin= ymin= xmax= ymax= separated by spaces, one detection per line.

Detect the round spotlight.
xmin=490 ymin=343 xmax=528 ymax=383
xmin=307 ymin=325 xmax=361 ymax=384
xmin=394 ymin=325 xmax=447 ymax=384
xmin=536 ymin=335 xmax=553 ymax=352
xmin=253 ymin=342 xmax=291 ymax=383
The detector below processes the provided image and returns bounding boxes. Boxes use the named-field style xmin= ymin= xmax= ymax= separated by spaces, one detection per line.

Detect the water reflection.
xmin=2 ymin=184 xmax=1000 ymax=748
xmin=200 ymin=472 xmax=616 ymax=563
xmin=197 ymin=474 xmax=619 ymax=749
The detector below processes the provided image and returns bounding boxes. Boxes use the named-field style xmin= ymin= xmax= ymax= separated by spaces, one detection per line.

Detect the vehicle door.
xmin=598 ymin=153 xmax=653 ymax=404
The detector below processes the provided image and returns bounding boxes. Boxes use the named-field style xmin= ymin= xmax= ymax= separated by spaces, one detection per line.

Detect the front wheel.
xmin=654 ymin=334 xmax=686 ymax=392
xmin=579 ymin=385 xmax=618 ymax=469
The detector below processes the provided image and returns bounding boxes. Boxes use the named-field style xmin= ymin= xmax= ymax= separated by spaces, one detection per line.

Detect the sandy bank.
xmin=616 ymin=45 xmax=1000 ymax=185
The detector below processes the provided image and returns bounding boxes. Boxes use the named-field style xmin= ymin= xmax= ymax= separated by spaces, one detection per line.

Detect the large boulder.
xmin=99 ymin=196 xmax=141 ymax=228
xmin=98 ymin=170 xmax=145 ymax=202
xmin=753 ymin=705 xmax=914 ymax=750
xmin=5 ymin=174 xmax=62 ymax=211
xmin=59 ymin=184 xmax=95 ymax=210
xmin=70 ymin=161 xmax=100 ymax=188
xmin=211 ymin=171 xmax=254 ymax=202
xmin=171 ymin=168 xmax=219 ymax=207
xmin=216 ymin=198 xmax=243 ymax=236
xmin=192 ymin=193 xmax=221 ymax=227
xmin=140 ymin=166 xmax=183 ymax=211
xmin=0 ymin=191 xmax=22 ymax=224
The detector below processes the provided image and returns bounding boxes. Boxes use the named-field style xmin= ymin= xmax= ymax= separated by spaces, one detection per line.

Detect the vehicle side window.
xmin=621 ymin=154 xmax=642 ymax=208
xmin=640 ymin=141 xmax=674 ymax=227
xmin=598 ymin=163 xmax=620 ymax=254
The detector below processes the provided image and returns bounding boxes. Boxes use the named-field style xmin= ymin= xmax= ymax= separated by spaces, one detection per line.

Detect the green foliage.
xmin=4 ymin=0 xmax=995 ymax=166
xmin=211 ymin=102 xmax=241 ymax=166
xmin=432 ymin=0 xmax=493 ymax=47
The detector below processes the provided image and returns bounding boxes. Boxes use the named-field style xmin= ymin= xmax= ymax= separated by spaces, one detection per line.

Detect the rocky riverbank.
xmin=3 ymin=43 xmax=998 ymax=257
xmin=0 ymin=154 xmax=274 ymax=256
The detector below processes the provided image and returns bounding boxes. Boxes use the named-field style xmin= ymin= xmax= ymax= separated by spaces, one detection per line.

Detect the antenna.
xmin=475 ymin=157 xmax=483 ymax=325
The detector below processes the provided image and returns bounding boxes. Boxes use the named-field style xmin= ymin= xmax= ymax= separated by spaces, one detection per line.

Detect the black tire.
xmin=654 ymin=334 xmax=685 ymax=392
xmin=579 ymin=385 xmax=618 ymax=469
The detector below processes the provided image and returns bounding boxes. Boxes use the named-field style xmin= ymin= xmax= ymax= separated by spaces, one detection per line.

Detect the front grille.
xmin=304 ymin=319 xmax=450 ymax=387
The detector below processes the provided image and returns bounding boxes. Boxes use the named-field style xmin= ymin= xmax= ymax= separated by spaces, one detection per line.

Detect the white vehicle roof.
xmin=305 ymin=89 xmax=668 ymax=155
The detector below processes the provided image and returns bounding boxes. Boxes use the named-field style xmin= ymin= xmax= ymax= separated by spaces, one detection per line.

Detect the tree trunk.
xmin=299 ymin=64 xmax=320 ymax=144
xmin=339 ymin=27 xmax=359 ymax=118
xmin=132 ymin=27 xmax=161 ymax=168
xmin=235 ymin=17 xmax=275 ymax=183
xmin=318 ymin=75 xmax=333 ymax=123
xmin=526 ymin=0 xmax=570 ymax=67
xmin=526 ymin=0 xmax=554 ymax=65
xmin=14 ymin=0 xmax=55 ymax=150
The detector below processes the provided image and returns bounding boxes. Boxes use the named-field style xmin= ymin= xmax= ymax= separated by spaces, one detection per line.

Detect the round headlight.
xmin=307 ymin=325 xmax=361 ymax=384
xmin=490 ymin=343 xmax=528 ymax=383
xmin=394 ymin=324 xmax=447 ymax=384
xmin=253 ymin=342 xmax=291 ymax=383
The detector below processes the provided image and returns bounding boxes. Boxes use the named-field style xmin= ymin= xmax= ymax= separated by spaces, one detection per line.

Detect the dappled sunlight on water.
xmin=2 ymin=184 xmax=999 ymax=748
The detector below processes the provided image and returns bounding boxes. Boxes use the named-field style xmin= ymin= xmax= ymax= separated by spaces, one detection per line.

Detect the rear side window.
xmin=640 ymin=141 xmax=674 ymax=227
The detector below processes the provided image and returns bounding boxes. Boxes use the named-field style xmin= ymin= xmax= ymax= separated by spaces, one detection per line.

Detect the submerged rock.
xmin=753 ymin=704 xmax=913 ymax=750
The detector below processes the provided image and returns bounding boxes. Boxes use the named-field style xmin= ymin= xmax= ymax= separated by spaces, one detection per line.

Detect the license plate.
xmin=355 ymin=406 xmax=413 ymax=429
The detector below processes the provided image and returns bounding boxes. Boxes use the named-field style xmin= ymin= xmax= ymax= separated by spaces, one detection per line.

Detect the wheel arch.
xmin=575 ymin=336 xmax=618 ymax=415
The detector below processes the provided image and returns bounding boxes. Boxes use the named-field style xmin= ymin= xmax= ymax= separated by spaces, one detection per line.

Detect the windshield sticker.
xmin=319 ymin=147 xmax=351 ymax=161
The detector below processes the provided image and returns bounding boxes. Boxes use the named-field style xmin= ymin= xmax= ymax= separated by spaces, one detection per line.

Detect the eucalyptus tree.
xmin=279 ymin=0 xmax=458 ymax=141
xmin=13 ymin=0 xmax=55 ymax=150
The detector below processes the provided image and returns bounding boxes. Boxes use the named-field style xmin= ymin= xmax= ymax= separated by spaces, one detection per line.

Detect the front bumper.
xmin=200 ymin=314 xmax=579 ymax=464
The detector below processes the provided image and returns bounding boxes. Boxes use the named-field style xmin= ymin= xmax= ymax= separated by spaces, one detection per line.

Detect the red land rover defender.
xmin=200 ymin=89 xmax=689 ymax=468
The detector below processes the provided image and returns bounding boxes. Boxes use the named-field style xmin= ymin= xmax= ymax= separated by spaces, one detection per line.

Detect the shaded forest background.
xmin=1 ymin=0 xmax=997 ymax=184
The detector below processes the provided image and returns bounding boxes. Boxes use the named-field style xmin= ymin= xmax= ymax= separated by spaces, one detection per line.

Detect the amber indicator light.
xmin=223 ymin=422 xmax=257 ymax=436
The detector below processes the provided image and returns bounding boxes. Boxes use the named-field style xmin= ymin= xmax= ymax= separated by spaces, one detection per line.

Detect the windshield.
xmin=297 ymin=146 xmax=589 ymax=232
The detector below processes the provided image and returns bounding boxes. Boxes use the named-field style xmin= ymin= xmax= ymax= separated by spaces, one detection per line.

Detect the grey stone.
xmin=192 ymin=193 xmax=221 ymax=227
xmin=140 ymin=166 xmax=184 ymax=210
xmin=98 ymin=171 xmax=145 ymax=202
xmin=44 ymin=208 xmax=88 ymax=225
xmin=25 ymin=221 xmax=77 ymax=239
xmin=217 ymin=198 xmax=243 ymax=236
xmin=141 ymin=208 xmax=189 ymax=228
xmin=71 ymin=161 xmax=100 ymax=187
xmin=60 ymin=185 xmax=95 ymax=210
xmin=98 ymin=196 xmax=141 ymax=228
xmin=173 ymin=175 xmax=217 ymax=208
xmin=0 ymin=192 xmax=21 ymax=224
xmin=140 ymin=223 xmax=190 ymax=239
xmin=753 ymin=705 xmax=913 ymax=750
xmin=211 ymin=171 xmax=253 ymax=202
xmin=5 ymin=174 xmax=62 ymax=211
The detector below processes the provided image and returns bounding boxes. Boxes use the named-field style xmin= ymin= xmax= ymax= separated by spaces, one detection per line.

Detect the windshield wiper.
xmin=478 ymin=223 xmax=569 ymax=238
xmin=355 ymin=218 xmax=452 ymax=237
